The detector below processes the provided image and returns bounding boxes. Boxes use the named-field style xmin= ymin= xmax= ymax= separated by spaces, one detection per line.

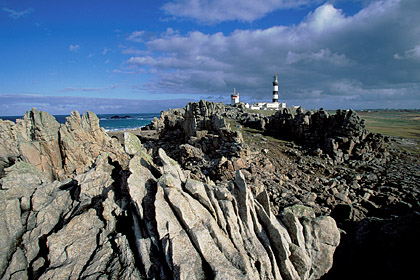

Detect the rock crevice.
xmin=0 ymin=108 xmax=341 ymax=280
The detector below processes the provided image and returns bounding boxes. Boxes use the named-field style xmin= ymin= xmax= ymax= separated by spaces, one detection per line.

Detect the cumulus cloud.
xmin=162 ymin=0 xmax=321 ymax=23
xmin=124 ymin=0 xmax=420 ymax=108
xmin=69 ymin=44 xmax=80 ymax=52
xmin=2 ymin=7 xmax=33 ymax=19
xmin=301 ymin=3 xmax=346 ymax=32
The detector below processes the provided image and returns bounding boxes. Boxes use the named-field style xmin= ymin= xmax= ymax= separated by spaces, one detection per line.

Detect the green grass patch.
xmin=357 ymin=110 xmax=420 ymax=140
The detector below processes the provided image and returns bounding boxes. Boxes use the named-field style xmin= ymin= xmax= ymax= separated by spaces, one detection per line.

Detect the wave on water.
xmin=104 ymin=126 xmax=146 ymax=132
xmin=99 ymin=117 xmax=135 ymax=121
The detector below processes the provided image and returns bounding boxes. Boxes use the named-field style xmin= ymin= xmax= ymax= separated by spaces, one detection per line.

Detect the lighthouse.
xmin=231 ymin=88 xmax=239 ymax=105
xmin=273 ymin=73 xmax=279 ymax=103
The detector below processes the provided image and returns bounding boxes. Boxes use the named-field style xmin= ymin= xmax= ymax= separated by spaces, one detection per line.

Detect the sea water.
xmin=0 ymin=113 xmax=160 ymax=131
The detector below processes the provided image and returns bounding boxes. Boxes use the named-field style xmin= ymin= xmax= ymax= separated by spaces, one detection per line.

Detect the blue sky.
xmin=1 ymin=0 xmax=419 ymax=115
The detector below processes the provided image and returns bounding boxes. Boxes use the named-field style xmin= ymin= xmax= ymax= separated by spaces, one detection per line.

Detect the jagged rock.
xmin=0 ymin=153 xmax=140 ymax=280
xmin=125 ymin=147 xmax=340 ymax=279
xmin=183 ymin=100 xmax=227 ymax=138
xmin=0 ymin=109 xmax=61 ymax=181
xmin=0 ymin=109 xmax=128 ymax=181
xmin=59 ymin=111 xmax=129 ymax=178
xmin=1 ymin=106 xmax=347 ymax=280
xmin=146 ymin=101 xmax=249 ymax=181
xmin=149 ymin=107 xmax=185 ymax=132
xmin=138 ymin=101 xmax=419 ymax=278
xmin=265 ymin=108 xmax=385 ymax=161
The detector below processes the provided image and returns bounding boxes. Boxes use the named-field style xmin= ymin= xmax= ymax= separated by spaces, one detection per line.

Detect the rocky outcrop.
xmin=142 ymin=101 xmax=416 ymax=222
xmin=146 ymin=101 xmax=388 ymax=184
xmin=145 ymin=101 xmax=419 ymax=279
xmin=124 ymin=136 xmax=340 ymax=279
xmin=0 ymin=109 xmax=62 ymax=180
xmin=0 ymin=112 xmax=340 ymax=280
xmin=147 ymin=100 xmax=245 ymax=181
xmin=149 ymin=107 xmax=185 ymax=133
xmin=0 ymin=108 xmax=128 ymax=181
xmin=150 ymin=100 xmax=227 ymax=139
xmin=265 ymin=108 xmax=386 ymax=162
xmin=239 ymin=112 xmax=267 ymax=130
xmin=0 ymin=155 xmax=139 ymax=280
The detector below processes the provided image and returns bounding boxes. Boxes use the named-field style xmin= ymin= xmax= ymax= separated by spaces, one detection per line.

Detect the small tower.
xmin=231 ymin=88 xmax=239 ymax=105
xmin=273 ymin=73 xmax=279 ymax=103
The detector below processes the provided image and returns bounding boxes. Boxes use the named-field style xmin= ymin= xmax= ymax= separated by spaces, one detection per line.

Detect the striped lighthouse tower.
xmin=273 ymin=73 xmax=279 ymax=103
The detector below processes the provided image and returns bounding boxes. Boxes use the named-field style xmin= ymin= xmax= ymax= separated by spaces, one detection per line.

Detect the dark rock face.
xmin=110 ymin=115 xmax=131 ymax=119
xmin=0 ymin=108 xmax=340 ymax=280
xmin=323 ymin=213 xmax=420 ymax=280
xmin=265 ymin=108 xmax=385 ymax=162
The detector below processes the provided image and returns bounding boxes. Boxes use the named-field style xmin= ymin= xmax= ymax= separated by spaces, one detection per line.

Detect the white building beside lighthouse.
xmin=231 ymin=88 xmax=239 ymax=105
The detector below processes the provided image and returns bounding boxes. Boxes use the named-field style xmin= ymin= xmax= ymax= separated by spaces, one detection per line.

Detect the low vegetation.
xmin=357 ymin=110 xmax=420 ymax=140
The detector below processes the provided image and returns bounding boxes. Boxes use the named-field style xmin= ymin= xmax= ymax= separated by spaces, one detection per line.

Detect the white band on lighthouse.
xmin=273 ymin=94 xmax=278 ymax=99
xmin=273 ymin=85 xmax=278 ymax=92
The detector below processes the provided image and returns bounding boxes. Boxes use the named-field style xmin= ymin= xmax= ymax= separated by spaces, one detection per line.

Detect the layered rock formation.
xmin=0 ymin=109 xmax=340 ymax=280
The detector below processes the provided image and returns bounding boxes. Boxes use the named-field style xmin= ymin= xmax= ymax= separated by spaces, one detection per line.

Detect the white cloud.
xmin=302 ymin=3 xmax=346 ymax=32
xmin=127 ymin=31 xmax=145 ymax=42
xmin=2 ymin=7 xmax=33 ymax=19
xmin=394 ymin=45 xmax=420 ymax=60
xmin=125 ymin=0 xmax=420 ymax=109
xmin=69 ymin=44 xmax=80 ymax=52
xmin=162 ymin=0 xmax=321 ymax=23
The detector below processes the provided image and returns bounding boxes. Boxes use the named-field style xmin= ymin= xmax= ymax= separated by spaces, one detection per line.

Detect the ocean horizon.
xmin=0 ymin=112 xmax=160 ymax=132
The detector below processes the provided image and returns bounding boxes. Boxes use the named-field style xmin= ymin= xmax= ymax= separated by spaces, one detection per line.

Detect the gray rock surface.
xmin=0 ymin=108 xmax=340 ymax=280
xmin=0 ymin=108 xmax=128 ymax=181
xmin=125 ymin=146 xmax=340 ymax=279
xmin=0 ymin=154 xmax=139 ymax=280
xmin=143 ymin=101 xmax=420 ymax=279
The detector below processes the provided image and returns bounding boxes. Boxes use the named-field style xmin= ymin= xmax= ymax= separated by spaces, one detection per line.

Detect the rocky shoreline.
xmin=1 ymin=101 xmax=419 ymax=279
